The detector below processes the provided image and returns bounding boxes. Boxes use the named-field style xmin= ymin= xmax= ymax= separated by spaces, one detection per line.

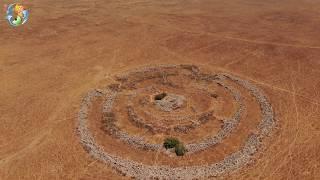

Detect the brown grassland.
xmin=0 ymin=0 xmax=319 ymax=179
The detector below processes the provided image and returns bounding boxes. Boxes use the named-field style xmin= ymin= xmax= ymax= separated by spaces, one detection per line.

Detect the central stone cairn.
xmin=77 ymin=64 xmax=275 ymax=179
xmin=154 ymin=93 xmax=186 ymax=112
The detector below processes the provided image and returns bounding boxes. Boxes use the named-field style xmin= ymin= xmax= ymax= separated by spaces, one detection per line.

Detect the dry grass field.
xmin=0 ymin=0 xmax=320 ymax=179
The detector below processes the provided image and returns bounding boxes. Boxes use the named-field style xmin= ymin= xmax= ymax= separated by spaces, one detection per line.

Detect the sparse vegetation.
xmin=163 ymin=137 xmax=179 ymax=149
xmin=175 ymin=143 xmax=187 ymax=156
xmin=163 ymin=137 xmax=187 ymax=156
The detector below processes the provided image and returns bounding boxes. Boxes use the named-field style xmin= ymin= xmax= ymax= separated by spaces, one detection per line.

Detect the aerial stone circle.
xmin=77 ymin=64 xmax=275 ymax=179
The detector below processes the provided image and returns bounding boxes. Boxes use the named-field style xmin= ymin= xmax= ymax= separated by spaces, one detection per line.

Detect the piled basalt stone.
xmin=154 ymin=93 xmax=186 ymax=112
xmin=100 ymin=90 xmax=161 ymax=151
xmin=180 ymin=64 xmax=200 ymax=74
xmin=100 ymin=66 xmax=246 ymax=154
xmin=127 ymin=105 xmax=170 ymax=134
xmin=128 ymin=104 xmax=215 ymax=134
xmin=220 ymin=73 xmax=275 ymax=137
xmin=185 ymin=81 xmax=244 ymax=153
xmin=115 ymin=65 xmax=180 ymax=89
xmin=143 ymin=110 xmax=211 ymax=122
xmin=101 ymin=112 xmax=119 ymax=136
xmin=77 ymin=90 xmax=266 ymax=179
xmin=77 ymin=65 xmax=275 ymax=179
xmin=126 ymin=87 xmax=216 ymax=135
xmin=185 ymin=70 xmax=220 ymax=83
xmin=173 ymin=111 xmax=214 ymax=133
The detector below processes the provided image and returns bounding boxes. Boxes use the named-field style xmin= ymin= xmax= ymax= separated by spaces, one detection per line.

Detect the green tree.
xmin=163 ymin=138 xmax=179 ymax=149
xmin=175 ymin=143 xmax=187 ymax=156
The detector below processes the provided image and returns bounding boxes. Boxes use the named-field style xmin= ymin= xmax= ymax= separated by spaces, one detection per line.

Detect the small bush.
xmin=175 ymin=143 xmax=187 ymax=156
xmin=163 ymin=137 xmax=179 ymax=149
xmin=163 ymin=138 xmax=187 ymax=156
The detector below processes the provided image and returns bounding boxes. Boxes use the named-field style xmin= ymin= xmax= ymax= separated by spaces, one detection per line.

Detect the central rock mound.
xmin=154 ymin=93 xmax=186 ymax=112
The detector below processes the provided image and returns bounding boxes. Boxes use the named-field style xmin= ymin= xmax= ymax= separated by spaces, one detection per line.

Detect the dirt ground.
xmin=0 ymin=0 xmax=320 ymax=179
